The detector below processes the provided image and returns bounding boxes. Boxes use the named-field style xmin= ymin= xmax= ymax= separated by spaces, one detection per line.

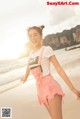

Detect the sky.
xmin=0 ymin=0 xmax=80 ymax=60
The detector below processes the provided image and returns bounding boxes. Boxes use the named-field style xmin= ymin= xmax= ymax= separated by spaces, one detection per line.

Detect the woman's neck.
xmin=33 ymin=44 xmax=42 ymax=52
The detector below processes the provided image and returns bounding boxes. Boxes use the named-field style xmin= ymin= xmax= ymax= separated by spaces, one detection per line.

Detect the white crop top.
xmin=28 ymin=46 xmax=54 ymax=76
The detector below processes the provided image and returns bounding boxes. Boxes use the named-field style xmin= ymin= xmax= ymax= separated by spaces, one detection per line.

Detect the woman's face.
xmin=28 ymin=29 xmax=42 ymax=47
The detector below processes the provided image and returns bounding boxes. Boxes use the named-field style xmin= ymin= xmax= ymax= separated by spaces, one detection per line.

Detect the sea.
xmin=0 ymin=57 xmax=29 ymax=85
xmin=0 ymin=46 xmax=80 ymax=86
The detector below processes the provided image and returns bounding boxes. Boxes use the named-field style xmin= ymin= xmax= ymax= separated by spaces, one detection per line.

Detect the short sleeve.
xmin=44 ymin=46 xmax=54 ymax=58
xmin=27 ymin=52 xmax=32 ymax=66
xmin=27 ymin=56 xmax=30 ymax=66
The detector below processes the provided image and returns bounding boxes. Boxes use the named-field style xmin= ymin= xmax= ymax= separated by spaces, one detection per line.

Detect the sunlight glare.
xmin=0 ymin=38 xmax=26 ymax=60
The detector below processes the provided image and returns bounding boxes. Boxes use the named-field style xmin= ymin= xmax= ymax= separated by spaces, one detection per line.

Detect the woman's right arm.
xmin=21 ymin=66 xmax=30 ymax=83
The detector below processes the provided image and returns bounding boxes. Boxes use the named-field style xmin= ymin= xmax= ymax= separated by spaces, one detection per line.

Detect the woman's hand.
xmin=20 ymin=66 xmax=30 ymax=83
xmin=49 ymin=55 xmax=80 ymax=101
xmin=20 ymin=77 xmax=27 ymax=83
xmin=72 ymin=88 xmax=80 ymax=100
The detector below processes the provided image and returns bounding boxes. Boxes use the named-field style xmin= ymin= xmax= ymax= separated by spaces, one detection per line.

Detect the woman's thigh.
xmin=48 ymin=94 xmax=63 ymax=119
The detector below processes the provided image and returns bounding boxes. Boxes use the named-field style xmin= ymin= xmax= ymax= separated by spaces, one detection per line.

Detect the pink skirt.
xmin=36 ymin=74 xmax=64 ymax=106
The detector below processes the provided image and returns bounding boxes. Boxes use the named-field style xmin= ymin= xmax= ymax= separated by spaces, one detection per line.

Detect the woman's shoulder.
xmin=43 ymin=45 xmax=54 ymax=57
xmin=43 ymin=45 xmax=53 ymax=51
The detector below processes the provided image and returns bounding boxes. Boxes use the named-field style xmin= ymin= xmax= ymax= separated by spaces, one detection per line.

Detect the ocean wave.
xmin=0 ymin=57 xmax=28 ymax=74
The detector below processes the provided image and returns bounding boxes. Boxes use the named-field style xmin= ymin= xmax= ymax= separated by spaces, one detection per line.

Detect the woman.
xmin=21 ymin=25 xmax=80 ymax=119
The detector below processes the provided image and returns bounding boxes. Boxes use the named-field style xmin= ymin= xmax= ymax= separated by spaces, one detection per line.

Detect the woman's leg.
xmin=48 ymin=94 xmax=63 ymax=119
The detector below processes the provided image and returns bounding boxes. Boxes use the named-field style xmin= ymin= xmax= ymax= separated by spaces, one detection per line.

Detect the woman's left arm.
xmin=49 ymin=55 xmax=80 ymax=99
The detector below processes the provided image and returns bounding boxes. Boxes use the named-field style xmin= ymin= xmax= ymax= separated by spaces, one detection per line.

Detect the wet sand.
xmin=0 ymin=48 xmax=80 ymax=119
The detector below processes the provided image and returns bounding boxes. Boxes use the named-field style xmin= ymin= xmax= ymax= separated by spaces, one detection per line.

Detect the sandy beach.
xmin=0 ymin=48 xmax=80 ymax=119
